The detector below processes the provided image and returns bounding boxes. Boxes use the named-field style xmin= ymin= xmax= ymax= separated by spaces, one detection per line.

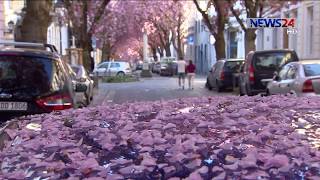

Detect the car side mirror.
xmin=75 ymin=83 xmax=87 ymax=92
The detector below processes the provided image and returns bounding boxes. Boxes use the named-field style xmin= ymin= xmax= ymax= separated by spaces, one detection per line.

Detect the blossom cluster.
xmin=0 ymin=95 xmax=320 ymax=179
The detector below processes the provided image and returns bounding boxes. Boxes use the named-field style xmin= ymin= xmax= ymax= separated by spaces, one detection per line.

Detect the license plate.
xmin=0 ymin=102 xmax=28 ymax=111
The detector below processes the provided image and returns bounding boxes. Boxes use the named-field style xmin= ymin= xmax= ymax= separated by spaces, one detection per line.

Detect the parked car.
xmin=71 ymin=65 xmax=94 ymax=106
xmin=152 ymin=62 xmax=161 ymax=74
xmin=206 ymin=59 xmax=244 ymax=92
xmin=136 ymin=63 xmax=143 ymax=70
xmin=266 ymin=60 xmax=320 ymax=96
xmin=160 ymin=62 xmax=176 ymax=76
xmin=0 ymin=41 xmax=87 ymax=120
xmin=93 ymin=61 xmax=132 ymax=77
xmin=238 ymin=49 xmax=299 ymax=96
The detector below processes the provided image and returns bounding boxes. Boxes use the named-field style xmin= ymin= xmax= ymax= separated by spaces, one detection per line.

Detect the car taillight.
xmin=220 ymin=71 xmax=225 ymax=80
xmin=302 ymin=79 xmax=314 ymax=93
xmin=249 ymin=64 xmax=255 ymax=82
xmin=36 ymin=94 xmax=73 ymax=111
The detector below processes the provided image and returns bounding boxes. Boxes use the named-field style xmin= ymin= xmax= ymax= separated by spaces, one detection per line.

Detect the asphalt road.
xmin=90 ymin=74 xmax=235 ymax=106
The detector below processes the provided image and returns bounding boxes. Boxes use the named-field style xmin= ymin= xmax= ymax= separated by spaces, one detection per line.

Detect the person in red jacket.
xmin=186 ymin=60 xmax=196 ymax=90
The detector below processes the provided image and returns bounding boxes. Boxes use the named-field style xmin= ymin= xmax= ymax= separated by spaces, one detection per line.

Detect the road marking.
xmin=102 ymin=90 xmax=116 ymax=105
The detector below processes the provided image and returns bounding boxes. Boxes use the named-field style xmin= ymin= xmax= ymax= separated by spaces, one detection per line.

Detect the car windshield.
xmin=224 ymin=61 xmax=243 ymax=72
xmin=0 ymin=56 xmax=53 ymax=94
xmin=303 ymin=64 xmax=320 ymax=77
xmin=254 ymin=52 xmax=296 ymax=71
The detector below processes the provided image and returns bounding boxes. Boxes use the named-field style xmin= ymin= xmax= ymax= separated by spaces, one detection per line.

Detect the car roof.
xmin=100 ymin=61 xmax=128 ymax=64
xmin=225 ymin=58 xmax=244 ymax=62
xmin=253 ymin=49 xmax=296 ymax=54
xmin=294 ymin=60 xmax=320 ymax=65
xmin=0 ymin=47 xmax=60 ymax=59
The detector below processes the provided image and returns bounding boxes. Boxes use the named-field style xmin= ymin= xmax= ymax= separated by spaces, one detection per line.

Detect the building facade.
xmin=3 ymin=0 xmax=24 ymax=41
xmin=184 ymin=3 xmax=245 ymax=75
xmin=256 ymin=1 xmax=320 ymax=59
xmin=184 ymin=5 xmax=217 ymax=75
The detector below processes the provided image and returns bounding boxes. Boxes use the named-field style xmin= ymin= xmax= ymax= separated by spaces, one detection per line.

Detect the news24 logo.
xmin=246 ymin=18 xmax=297 ymax=34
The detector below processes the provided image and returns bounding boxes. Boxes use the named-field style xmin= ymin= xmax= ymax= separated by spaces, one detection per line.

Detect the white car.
xmin=93 ymin=61 xmax=132 ymax=77
xmin=267 ymin=60 xmax=320 ymax=96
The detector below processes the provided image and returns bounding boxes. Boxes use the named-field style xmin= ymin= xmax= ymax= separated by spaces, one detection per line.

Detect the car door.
xmin=285 ymin=65 xmax=298 ymax=94
xmin=96 ymin=63 xmax=109 ymax=76
xmin=270 ymin=64 xmax=290 ymax=94
xmin=109 ymin=62 xmax=120 ymax=76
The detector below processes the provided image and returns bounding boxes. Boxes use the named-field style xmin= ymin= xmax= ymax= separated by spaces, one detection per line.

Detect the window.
xmin=303 ymin=64 xmax=320 ymax=77
xmin=290 ymin=10 xmax=298 ymax=51
xmin=195 ymin=21 xmax=198 ymax=33
xmin=0 ymin=56 xmax=54 ymax=94
xmin=99 ymin=63 xmax=109 ymax=69
xmin=278 ymin=65 xmax=290 ymax=80
xmin=272 ymin=29 xmax=278 ymax=49
xmin=254 ymin=52 xmax=296 ymax=71
xmin=307 ymin=6 xmax=314 ymax=55
xmin=224 ymin=61 xmax=243 ymax=72
xmin=110 ymin=63 xmax=120 ymax=68
xmin=286 ymin=66 xmax=297 ymax=79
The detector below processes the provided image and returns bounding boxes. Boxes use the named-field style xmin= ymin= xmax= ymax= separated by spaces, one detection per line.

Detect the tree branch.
xmin=88 ymin=0 xmax=111 ymax=33
xmin=192 ymin=0 xmax=215 ymax=34
xmin=228 ymin=0 xmax=247 ymax=32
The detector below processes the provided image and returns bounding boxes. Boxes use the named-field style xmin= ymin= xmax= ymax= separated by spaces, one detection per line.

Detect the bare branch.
xmin=228 ymin=0 xmax=247 ymax=32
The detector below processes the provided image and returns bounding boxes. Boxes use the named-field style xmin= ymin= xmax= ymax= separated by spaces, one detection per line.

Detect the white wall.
xmin=47 ymin=22 xmax=69 ymax=55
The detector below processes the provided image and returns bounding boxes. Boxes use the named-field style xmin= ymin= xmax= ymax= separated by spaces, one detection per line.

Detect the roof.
xmin=0 ymin=47 xmax=60 ymax=59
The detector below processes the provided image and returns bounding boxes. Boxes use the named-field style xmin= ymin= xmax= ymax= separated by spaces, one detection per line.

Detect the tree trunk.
xmin=165 ymin=43 xmax=171 ymax=57
xmin=157 ymin=47 xmax=164 ymax=57
xmin=245 ymin=29 xmax=256 ymax=56
xmin=15 ymin=0 xmax=52 ymax=43
xmin=102 ymin=42 xmax=112 ymax=61
xmin=214 ymin=32 xmax=226 ymax=60
xmin=151 ymin=46 xmax=158 ymax=61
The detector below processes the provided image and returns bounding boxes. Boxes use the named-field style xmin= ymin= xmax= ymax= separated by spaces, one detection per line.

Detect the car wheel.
xmin=206 ymin=78 xmax=213 ymax=90
xmin=117 ymin=72 xmax=125 ymax=76
xmin=266 ymin=89 xmax=270 ymax=96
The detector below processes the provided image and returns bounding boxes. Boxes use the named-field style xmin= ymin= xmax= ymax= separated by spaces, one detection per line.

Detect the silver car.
xmin=71 ymin=65 xmax=94 ymax=106
xmin=93 ymin=61 xmax=132 ymax=77
xmin=267 ymin=60 xmax=320 ymax=96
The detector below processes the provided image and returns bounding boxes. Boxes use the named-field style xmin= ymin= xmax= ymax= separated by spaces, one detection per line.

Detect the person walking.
xmin=186 ymin=60 xmax=196 ymax=90
xmin=177 ymin=59 xmax=186 ymax=89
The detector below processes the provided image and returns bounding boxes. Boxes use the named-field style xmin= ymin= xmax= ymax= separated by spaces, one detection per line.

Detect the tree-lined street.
xmin=1 ymin=0 xmax=320 ymax=179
